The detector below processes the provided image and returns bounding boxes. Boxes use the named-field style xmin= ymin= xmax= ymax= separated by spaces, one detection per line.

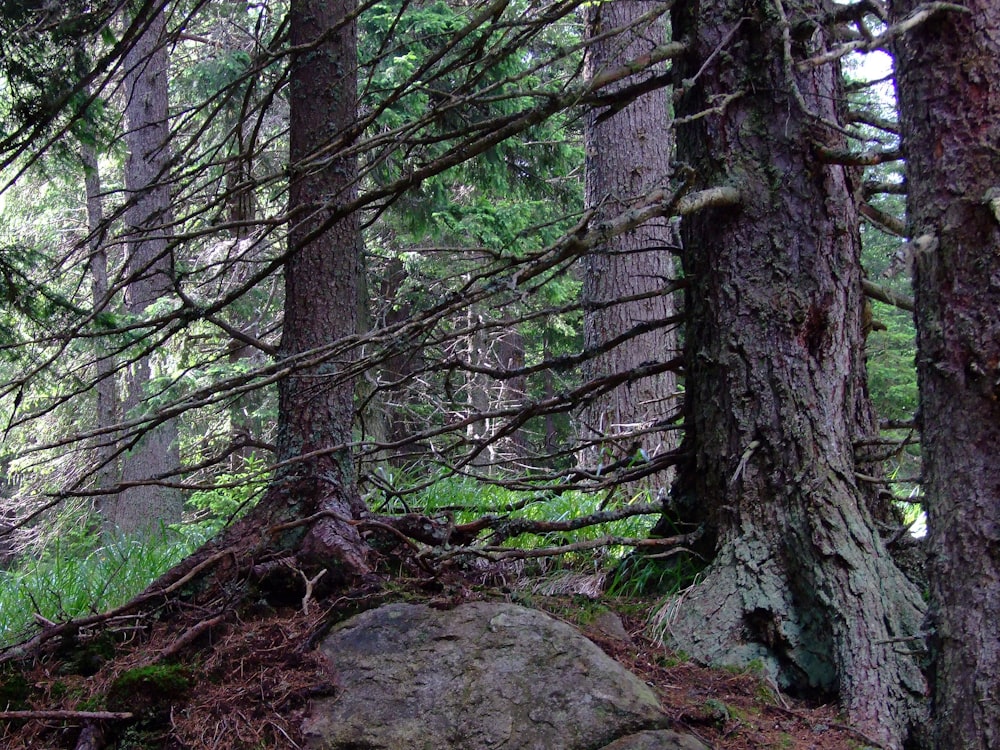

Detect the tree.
xmin=579 ymin=0 xmax=679 ymax=482
xmin=891 ymin=2 xmax=1000 ymax=746
xmin=109 ymin=0 xmax=183 ymax=535
xmin=659 ymin=1 xmax=926 ymax=746
xmin=80 ymin=135 xmax=118 ymax=496
xmin=251 ymin=0 xmax=369 ymax=574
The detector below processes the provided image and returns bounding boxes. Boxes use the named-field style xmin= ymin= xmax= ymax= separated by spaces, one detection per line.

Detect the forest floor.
xmin=0 ymin=568 xmax=880 ymax=750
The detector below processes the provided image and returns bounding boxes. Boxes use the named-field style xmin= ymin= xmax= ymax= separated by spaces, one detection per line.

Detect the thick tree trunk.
xmin=891 ymin=3 xmax=1000 ymax=747
xmin=580 ymin=0 xmax=679 ymax=483
xmin=663 ymin=2 xmax=926 ymax=746
xmin=111 ymin=2 xmax=182 ymax=535
xmin=258 ymin=0 xmax=368 ymax=575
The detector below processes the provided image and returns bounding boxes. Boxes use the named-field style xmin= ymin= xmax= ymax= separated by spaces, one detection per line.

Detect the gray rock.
xmin=598 ymin=729 xmax=711 ymax=750
xmin=302 ymin=601 xmax=675 ymax=750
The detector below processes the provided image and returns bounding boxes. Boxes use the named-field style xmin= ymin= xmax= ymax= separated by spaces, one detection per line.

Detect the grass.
xmin=384 ymin=475 xmax=657 ymax=546
xmin=0 ymin=528 xmax=199 ymax=647
xmin=0 ymin=473 xmax=667 ymax=648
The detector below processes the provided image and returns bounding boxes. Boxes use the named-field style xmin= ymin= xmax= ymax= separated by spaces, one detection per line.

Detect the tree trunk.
xmin=80 ymin=141 xmax=119 ymax=498
xmin=662 ymin=2 xmax=926 ymax=746
xmin=224 ymin=118 xmax=266 ymax=472
xmin=111 ymin=1 xmax=182 ymax=536
xmin=580 ymin=0 xmax=679 ymax=484
xmin=257 ymin=0 xmax=368 ymax=575
xmin=368 ymin=255 xmax=424 ymax=468
xmin=891 ymin=3 xmax=1000 ymax=747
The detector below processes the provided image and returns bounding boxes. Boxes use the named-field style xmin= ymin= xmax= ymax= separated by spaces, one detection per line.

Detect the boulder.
xmin=598 ymin=729 xmax=711 ymax=750
xmin=302 ymin=601 xmax=694 ymax=750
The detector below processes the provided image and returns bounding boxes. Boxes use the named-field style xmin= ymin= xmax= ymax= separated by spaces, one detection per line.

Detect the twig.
xmin=299 ymin=568 xmax=327 ymax=615
xmin=158 ymin=613 xmax=226 ymax=662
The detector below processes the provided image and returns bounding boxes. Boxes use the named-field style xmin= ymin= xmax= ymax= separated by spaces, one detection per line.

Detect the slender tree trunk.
xmin=580 ymin=0 xmax=678 ymax=483
xmin=662 ymin=2 xmax=926 ymax=746
xmin=111 ymin=1 xmax=182 ymax=535
xmin=495 ymin=327 xmax=529 ymax=459
xmin=258 ymin=0 xmax=368 ymax=575
xmin=368 ymin=256 xmax=424 ymax=467
xmin=80 ymin=142 xmax=119 ymax=498
xmin=224 ymin=119 xmax=266 ymax=472
xmin=892 ymin=3 xmax=1000 ymax=747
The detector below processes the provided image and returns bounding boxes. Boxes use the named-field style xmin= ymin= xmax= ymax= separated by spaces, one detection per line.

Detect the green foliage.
xmin=866 ymin=301 xmax=918 ymax=422
xmin=360 ymin=0 xmax=582 ymax=222
xmin=0 ymin=528 xmax=199 ymax=647
xmin=372 ymin=475 xmax=654 ymax=567
xmin=181 ymin=455 xmax=269 ymax=542
xmin=604 ymin=550 xmax=705 ymax=598
xmin=0 ymin=0 xmax=119 ymax=161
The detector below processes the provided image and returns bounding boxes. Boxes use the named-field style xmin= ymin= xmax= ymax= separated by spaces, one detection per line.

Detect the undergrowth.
xmin=0 ymin=526 xmax=201 ymax=647
xmin=1 ymin=472 xmax=676 ymax=648
xmin=0 ymin=461 xmax=268 ymax=648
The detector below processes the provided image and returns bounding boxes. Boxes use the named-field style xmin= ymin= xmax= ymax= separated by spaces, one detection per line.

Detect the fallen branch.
xmin=433 ymin=530 xmax=701 ymax=563
xmin=0 ymin=710 xmax=132 ymax=721
xmin=158 ymin=613 xmax=227 ymax=662
xmin=472 ymin=501 xmax=666 ymax=544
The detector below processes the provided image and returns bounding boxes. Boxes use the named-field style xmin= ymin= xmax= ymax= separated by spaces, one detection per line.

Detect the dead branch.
xmin=797 ymin=2 xmax=971 ymax=70
xmin=158 ymin=613 xmax=227 ymax=662
xmin=0 ymin=710 xmax=133 ymax=722
xmin=474 ymin=501 xmax=665 ymax=544
xmin=862 ymin=179 xmax=906 ymax=199
xmin=434 ymin=530 xmax=700 ymax=562
xmin=814 ymin=144 xmax=902 ymax=166
xmin=859 ymin=202 xmax=906 ymax=237
xmin=862 ymin=279 xmax=914 ymax=313
xmin=847 ymin=110 xmax=899 ymax=136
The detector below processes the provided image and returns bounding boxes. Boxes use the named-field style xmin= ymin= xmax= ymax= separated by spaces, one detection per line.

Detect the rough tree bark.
xmin=254 ymin=0 xmax=369 ymax=575
xmin=661 ymin=1 xmax=926 ymax=746
xmin=891 ymin=3 xmax=1000 ymax=747
xmin=580 ymin=0 xmax=679 ymax=481
xmin=110 ymin=1 xmax=182 ymax=535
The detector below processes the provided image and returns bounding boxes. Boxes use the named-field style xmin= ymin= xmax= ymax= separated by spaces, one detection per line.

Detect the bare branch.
xmin=862 ymin=279 xmax=914 ymax=313
xmin=797 ymin=2 xmax=971 ymax=71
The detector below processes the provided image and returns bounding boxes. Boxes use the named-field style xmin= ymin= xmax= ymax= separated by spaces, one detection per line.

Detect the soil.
xmin=0 ymin=572 xmax=882 ymax=750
